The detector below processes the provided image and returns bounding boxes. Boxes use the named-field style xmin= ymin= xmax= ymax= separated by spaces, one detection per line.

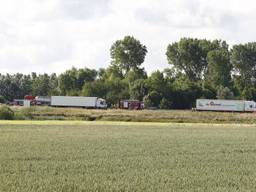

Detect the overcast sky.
xmin=0 ymin=0 xmax=256 ymax=74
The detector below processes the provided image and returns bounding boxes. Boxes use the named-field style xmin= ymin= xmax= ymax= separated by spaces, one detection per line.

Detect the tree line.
xmin=1 ymin=36 xmax=256 ymax=109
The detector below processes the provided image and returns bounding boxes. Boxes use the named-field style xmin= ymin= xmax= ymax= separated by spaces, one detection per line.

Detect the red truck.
xmin=119 ymin=100 xmax=144 ymax=110
xmin=24 ymin=95 xmax=36 ymax=105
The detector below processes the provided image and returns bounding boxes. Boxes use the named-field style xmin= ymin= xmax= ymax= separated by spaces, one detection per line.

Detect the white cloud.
xmin=0 ymin=0 xmax=256 ymax=74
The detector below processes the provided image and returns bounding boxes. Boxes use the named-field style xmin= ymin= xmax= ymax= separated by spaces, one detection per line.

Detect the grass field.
xmin=12 ymin=106 xmax=256 ymax=123
xmin=1 ymin=121 xmax=256 ymax=191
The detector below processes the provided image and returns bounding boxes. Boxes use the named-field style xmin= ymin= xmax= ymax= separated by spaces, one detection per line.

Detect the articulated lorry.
xmin=196 ymin=99 xmax=256 ymax=112
xmin=50 ymin=96 xmax=107 ymax=109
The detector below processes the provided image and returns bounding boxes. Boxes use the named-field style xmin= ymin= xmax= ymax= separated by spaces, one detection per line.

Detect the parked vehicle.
xmin=50 ymin=96 xmax=107 ymax=109
xmin=35 ymin=96 xmax=51 ymax=105
xmin=119 ymin=100 xmax=144 ymax=110
xmin=24 ymin=95 xmax=35 ymax=101
xmin=23 ymin=95 xmax=36 ymax=105
xmin=13 ymin=99 xmax=24 ymax=106
xmin=196 ymin=99 xmax=256 ymax=112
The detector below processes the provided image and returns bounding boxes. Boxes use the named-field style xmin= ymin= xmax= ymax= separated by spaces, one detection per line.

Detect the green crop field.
xmin=1 ymin=121 xmax=256 ymax=192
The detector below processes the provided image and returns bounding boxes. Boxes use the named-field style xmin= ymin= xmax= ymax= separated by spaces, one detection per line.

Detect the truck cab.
xmin=244 ymin=101 xmax=256 ymax=112
xmin=96 ymin=98 xmax=107 ymax=109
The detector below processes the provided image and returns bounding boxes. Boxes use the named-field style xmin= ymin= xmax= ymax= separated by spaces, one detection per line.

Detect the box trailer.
xmin=35 ymin=96 xmax=51 ymax=105
xmin=51 ymin=96 xmax=107 ymax=109
xmin=196 ymin=99 xmax=256 ymax=112
xmin=119 ymin=100 xmax=144 ymax=110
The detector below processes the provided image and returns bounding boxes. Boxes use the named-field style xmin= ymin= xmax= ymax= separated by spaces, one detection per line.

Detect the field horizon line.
xmin=0 ymin=120 xmax=255 ymax=128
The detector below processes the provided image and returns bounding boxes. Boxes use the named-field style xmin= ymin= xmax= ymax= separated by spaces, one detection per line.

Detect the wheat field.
xmin=1 ymin=121 xmax=256 ymax=191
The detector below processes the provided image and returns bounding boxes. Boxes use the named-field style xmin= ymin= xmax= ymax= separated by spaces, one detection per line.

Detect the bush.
xmin=217 ymin=86 xmax=234 ymax=99
xmin=143 ymin=91 xmax=162 ymax=108
xmin=0 ymin=105 xmax=14 ymax=120
xmin=0 ymin=96 xmax=5 ymax=104
xmin=20 ymin=107 xmax=36 ymax=120
xmin=159 ymin=98 xmax=172 ymax=109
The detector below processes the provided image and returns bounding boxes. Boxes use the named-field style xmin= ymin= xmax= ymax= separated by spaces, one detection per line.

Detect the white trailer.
xmin=35 ymin=96 xmax=51 ymax=105
xmin=23 ymin=100 xmax=31 ymax=108
xmin=50 ymin=96 xmax=107 ymax=109
xmin=196 ymin=99 xmax=256 ymax=112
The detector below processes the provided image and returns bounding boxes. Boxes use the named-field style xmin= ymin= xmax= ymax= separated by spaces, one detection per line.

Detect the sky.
xmin=0 ymin=0 xmax=256 ymax=74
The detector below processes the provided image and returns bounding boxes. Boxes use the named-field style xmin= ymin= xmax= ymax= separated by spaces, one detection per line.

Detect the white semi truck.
xmin=51 ymin=96 xmax=107 ymax=109
xmin=196 ymin=99 xmax=256 ymax=112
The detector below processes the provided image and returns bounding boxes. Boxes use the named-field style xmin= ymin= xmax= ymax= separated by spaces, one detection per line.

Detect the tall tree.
xmin=58 ymin=67 xmax=97 ymax=95
xmin=205 ymin=49 xmax=232 ymax=88
xmin=32 ymin=74 xmax=52 ymax=96
xmin=129 ymin=79 xmax=147 ymax=101
xmin=110 ymin=36 xmax=147 ymax=74
xmin=231 ymin=43 xmax=256 ymax=94
xmin=166 ymin=38 xmax=224 ymax=81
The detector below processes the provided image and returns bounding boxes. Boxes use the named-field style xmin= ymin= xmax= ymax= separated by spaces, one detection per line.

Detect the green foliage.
xmin=171 ymin=76 xmax=202 ymax=109
xmin=206 ymin=49 xmax=232 ymax=88
xmin=19 ymin=107 xmax=36 ymax=120
xmin=0 ymin=96 xmax=5 ymax=103
xmin=216 ymin=86 xmax=234 ymax=100
xmin=166 ymin=38 xmax=211 ymax=80
xmin=82 ymin=80 xmax=107 ymax=98
xmin=125 ymin=68 xmax=147 ymax=84
xmin=166 ymin=38 xmax=230 ymax=81
xmin=0 ymin=105 xmax=14 ymax=120
xmin=231 ymin=43 xmax=256 ymax=97
xmin=2 ymin=37 xmax=256 ymax=110
xmin=59 ymin=67 xmax=97 ymax=95
xmin=105 ymin=79 xmax=130 ymax=106
xmin=231 ymin=43 xmax=256 ymax=82
xmin=110 ymin=36 xmax=147 ymax=74
xmin=159 ymin=98 xmax=172 ymax=109
xmin=146 ymin=71 xmax=166 ymax=93
xmin=201 ymin=87 xmax=216 ymax=99
xmin=143 ymin=91 xmax=162 ymax=108
xmin=241 ymin=87 xmax=256 ymax=100
xmin=129 ymin=79 xmax=147 ymax=101
xmin=0 ymin=73 xmax=32 ymax=101
xmin=32 ymin=73 xmax=58 ymax=96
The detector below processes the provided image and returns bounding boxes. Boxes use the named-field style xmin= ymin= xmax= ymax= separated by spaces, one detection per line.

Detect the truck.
xmin=35 ymin=96 xmax=51 ymax=105
xmin=50 ymin=96 xmax=107 ymax=109
xmin=119 ymin=100 xmax=144 ymax=110
xmin=196 ymin=99 xmax=256 ymax=112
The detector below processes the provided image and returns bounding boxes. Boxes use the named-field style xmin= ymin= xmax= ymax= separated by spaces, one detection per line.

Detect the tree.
xmin=166 ymin=38 xmax=227 ymax=81
xmin=32 ymin=74 xmax=51 ymax=96
xmin=0 ymin=95 xmax=5 ymax=103
xmin=171 ymin=75 xmax=202 ymax=109
xmin=105 ymin=79 xmax=129 ymax=106
xmin=125 ymin=68 xmax=147 ymax=84
xmin=216 ymin=86 xmax=234 ymax=99
xmin=159 ymin=98 xmax=172 ymax=109
xmin=110 ymin=36 xmax=147 ymax=74
xmin=129 ymin=79 xmax=147 ymax=101
xmin=58 ymin=68 xmax=78 ymax=95
xmin=146 ymin=71 xmax=166 ymax=93
xmin=0 ymin=105 xmax=14 ymax=120
xmin=166 ymin=38 xmax=210 ymax=80
xmin=76 ymin=68 xmax=97 ymax=89
xmin=58 ymin=67 xmax=97 ymax=95
xmin=0 ymin=73 xmax=33 ymax=100
xmin=82 ymin=80 xmax=107 ymax=98
xmin=231 ymin=43 xmax=256 ymax=94
xmin=101 ymin=65 xmax=123 ymax=81
xmin=142 ymin=70 xmax=173 ymax=109
xmin=205 ymin=49 xmax=232 ymax=88
xmin=143 ymin=91 xmax=162 ymax=108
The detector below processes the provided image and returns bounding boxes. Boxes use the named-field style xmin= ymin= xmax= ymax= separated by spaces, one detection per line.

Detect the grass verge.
xmin=10 ymin=106 xmax=256 ymax=124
